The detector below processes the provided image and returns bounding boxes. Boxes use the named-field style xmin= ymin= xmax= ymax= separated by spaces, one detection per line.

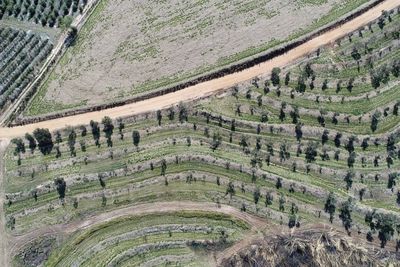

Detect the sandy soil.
xmin=0 ymin=0 xmax=397 ymax=139
xmin=37 ymin=0 xmax=347 ymax=108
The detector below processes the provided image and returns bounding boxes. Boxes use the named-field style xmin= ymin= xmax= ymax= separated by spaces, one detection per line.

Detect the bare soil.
xmin=35 ymin=0 xmax=352 ymax=110
xmin=0 ymin=0 xmax=397 ymax=139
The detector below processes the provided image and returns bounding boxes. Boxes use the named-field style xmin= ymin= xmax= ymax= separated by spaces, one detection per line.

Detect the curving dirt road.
xmin=0 ymin=0 xmax=398 ymax=139
xmin=9 ymin=201 xmax=268 ymax=257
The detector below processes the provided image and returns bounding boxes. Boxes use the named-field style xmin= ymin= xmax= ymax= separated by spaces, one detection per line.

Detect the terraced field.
xmin=2 ymin=2 xmax=400 ymax=267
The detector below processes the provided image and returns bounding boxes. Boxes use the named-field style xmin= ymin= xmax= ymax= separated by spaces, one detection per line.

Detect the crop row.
xmin=0 ymin=0 xmax=88 ymax=27
xmin=0 ymin=27 xmax=53 ymax=109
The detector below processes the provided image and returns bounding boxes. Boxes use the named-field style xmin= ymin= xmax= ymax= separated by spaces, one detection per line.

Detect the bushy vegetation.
xmin=0 ymin=27 xmax=53 ymax=109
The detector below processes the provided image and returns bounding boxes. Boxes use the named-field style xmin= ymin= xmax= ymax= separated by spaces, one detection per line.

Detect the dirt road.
xmin=9 ymin=201 xmax=268 ymax=256
xmin=0 ymin=0 xmax=397 ymax=139
xmin=0 ymin=139 xmax=11 ymax=267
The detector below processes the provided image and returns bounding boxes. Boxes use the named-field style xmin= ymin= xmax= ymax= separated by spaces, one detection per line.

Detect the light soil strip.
xmin=0 ymin=0 xmax=397 ymax=139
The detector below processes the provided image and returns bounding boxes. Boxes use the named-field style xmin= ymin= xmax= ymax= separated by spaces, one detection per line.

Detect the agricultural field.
xmin=0 ymin=0 xmax=92 ymax=118
xmin=2 ymin=9 xmax=400 ymax=265
xmin=0 ymin=0 xmax=88 ymax=28
xmin=24 ymin=0 xmax=378 ymax=116
xmin=0 ymin=26 xmax=53 ymax=110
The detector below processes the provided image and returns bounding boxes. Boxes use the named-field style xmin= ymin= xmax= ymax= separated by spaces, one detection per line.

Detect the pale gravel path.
xmin=0 ymin=0 xmax=398 ymax=139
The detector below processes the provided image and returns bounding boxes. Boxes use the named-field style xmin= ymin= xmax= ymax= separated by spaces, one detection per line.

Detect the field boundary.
xmin=10 ymin=0 xmax=388 ymax=126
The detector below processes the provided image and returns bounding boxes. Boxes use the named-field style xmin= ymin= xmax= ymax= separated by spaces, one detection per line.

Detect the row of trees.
xmin=325 ymin=192 xmax=400 ymax=248
xmin=12 ymin=116 xmax=142 ymax=160
xmin=0 ymin=27 xmax=53 ymax=109
xmin=0 ymin=0 xmax=87 ymax=27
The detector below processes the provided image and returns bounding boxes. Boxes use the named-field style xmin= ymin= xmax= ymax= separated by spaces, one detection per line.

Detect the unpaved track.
xmin=9 ymin=201 xmax=268 ymax=257
xmin=0 ymin=0 xmax=398 ymax=139
xmin=0 ymin=139 xmax=10 ymax=266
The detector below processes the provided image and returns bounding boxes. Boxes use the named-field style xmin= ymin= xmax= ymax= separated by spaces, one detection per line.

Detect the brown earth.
xmin=0 ymin=0 xmax=397 ymax=139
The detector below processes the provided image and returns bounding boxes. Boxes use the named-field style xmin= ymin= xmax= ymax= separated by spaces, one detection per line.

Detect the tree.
xmin=322 ymin=79 xmax=328 ymax=91
xmin=265 ymin=192 xmax=273 ymax=207
xmin=339 ymin=198 xmax=353 ymax=235
xmin=55 ymin=131 xmax=62 ymax=144
xmin=156 ymin=110 xmax=162 ymax=126
xmin=226 ymin=181 xmax=235 ymax=198
xmin=371 ymin=112 xmax=381 ymax=132
xmin=345 ymin=136 xmax=356 ymax=153
xmin=118 ymin=120 xmax=125 ymax=140
xmin=324 ymin=192 xmax=336 ymax=223
xmin=68 ymin=129 xmax=77 ymax=157
xmin=276 ymin=178 xmax=282 ymax=189
xmin=296 ymin=76 xmax=306 ymax=93
xmin=285 ymin=72 xmax=290 ymax=85
xmin=253 ymin=187 xmax=261 ymax=205
xmin=351 ymin=47 xmax=361 ymax=61
xmin=294 ymin=123 xmax=303 ymax=141
xmin=387 ymin=173 xmax=397 ymax=190
xmin=80 ymin=125 xmax=87 ymax=137
xmin=33 ymin=128 xmax=53 ymax=155
xmin=54 ymin=178 xmax=66 ymax=200
xmin=132 ymin=130 xmax=140 ymax=148
xmin=279 ymin=194 xmax=286 ymax=212
xmin=160 ymin=159 xmax=167 ymax=176
xmin=279 ymin=107 xmax=286 ymax=122
xmin=90 ymin=120 xmax=101 ymax=147
xmin=11 ymin=138 xmax=25 ymax=154
xmin=321 ymin=130 xmax=329 ymax=145
xmin=288 ymin=214 xmax=297 ymax=229
xmin=304 ymin=63 xmax=314 ymax=78
xmin=271 ymin=67 xmax=281 ymax=86
xmin=344 ymin=171 xmax=354 ymax=191
xmin=102 ymin=116 xmax=114 ymax=147
xmin=290 ymin=106 xmax=300 ymax=124
xmin=239 ymin=135 xmax=248 ymax=151
xmin=347 ymin=152 xmax=356 ymax=168
xmin=334 ymin=133 xmax=342 ymax=147
xmin=365 ymin=211 xmax=396 ymax=248
xmin=25 ymin=133 xmax=37 ymax=153
xmin=305 ymin=142 xmax=318 ymax=163
xmin=361 ymin=138 xmax=369 ymax=150
xmin=178 ymin=103 xmax=188 ymax=123
xmin=168 ymin=108 xmax=175 ymax=120
xmin=347 ymin=77 xmax=355 ymax=92
xmin=211 ymin=132 xmax=221 ymax=151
